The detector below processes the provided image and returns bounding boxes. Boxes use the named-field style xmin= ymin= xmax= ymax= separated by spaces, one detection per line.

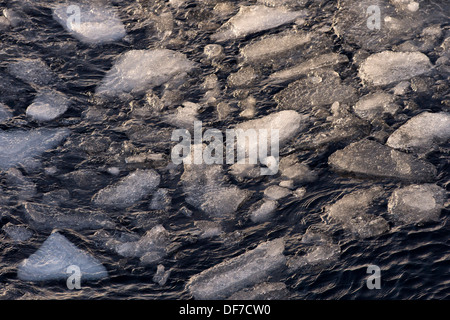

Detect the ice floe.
xmin=17 ymin=232 xmax=108 ymax=281
xmin=26 ymin=90 xmax=70 ymax=122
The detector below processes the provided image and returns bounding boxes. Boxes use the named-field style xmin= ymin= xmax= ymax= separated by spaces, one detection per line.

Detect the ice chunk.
xmin=0 ymin=103 xmax=13 ymax=123
xmin=92 ymin=169 xmax=160 ymax=209
xmin=250 ymin=200 xmax=278 ymax=223
xmin=116 ymin=225 xmax=169 ymax=265
xmin=240 ymin=31 xmax=311 ymax=64
xmin=275 ymin=70 xmax=357 ymax=110
xmin=53 ymin=3 xmax=126 ymax=44
xmin=0 ymin=128 xmax=70 ymax=171
xmin=7 ymin=58 xmax=59 ymax=87
xmin=288 ymin=243 xmax=340 ymax=270
xmin=163 ymin=101 xmax=200 ymax=129
xmin=279 ymin=155 xmax=318 ymax=184
xmin=26 ymin=90 xmax=70 ymax=122
xmin=353 ymin=92 xmax=399 ymax=121
xmin=22 ymin=202 xmax=115 ymax=231
xmin=211 ymin=5 xmax=307 ymax=42
xmin=326 ymin=187 xmax=389 ymax=238
xmin=263 ymin=185 xmax=291 ymax=200
xmin=227 ymin=282 xmax=289 ymax=300
xmin=2 ymin=223 xmax=32 ymax=242
xmin=182 ymin=161 xmax=251 ymax=218
xmin=386 ymin=112 xmax=450 ymax=152
xmin=235 ymin=110 xmax=307 ymax=147
xmin=17 ymin=232 xmax=108 ymax=281
xmin=193 ymin=220 xmax=223 ymax=239
xmin=359 ymin=51 xmax=433 ymax=86
xmin=328 ymin=139 xmax=437 ymax=182
xmin=153 ymin=264 xmax=171 ymax=286
xmin=388 ymin=184 xmax=446 ymax=224
xmin=268 ymin=53 xmax=349 ymax=84
xmin=187 ymin=238 xmax=286 ymax=300
xmin=95 ymin=49 xmax=195 ymax=99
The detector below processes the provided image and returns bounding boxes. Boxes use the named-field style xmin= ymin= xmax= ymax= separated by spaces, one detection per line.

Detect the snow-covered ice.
xmin=211 ymin=5 xmax=307 ymax=42
xmin=187 ymin=238 xmax=286 ymax=299
xmin=18 ymin=232 xmax=108 ymax=281
xmin=53 ymin=3 xmax=126 ymax=44
xmin=96 ymin=49 xmax=196 ymax=99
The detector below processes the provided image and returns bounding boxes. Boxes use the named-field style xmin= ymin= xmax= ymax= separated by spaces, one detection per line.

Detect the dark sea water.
xmin=0 ymin=0 xmax=449 ymax=300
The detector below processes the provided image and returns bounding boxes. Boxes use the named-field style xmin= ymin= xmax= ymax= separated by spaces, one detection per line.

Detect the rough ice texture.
xmin=353 ymin=92 xmax=399 ymax=121
xmin=388 ymin=184 xmax=446 ymax=224
xmin=26 ymin=90 xmax=70 ymax=122
xmin=4 ymin=168 xmax=37 ymax=201
xmin=7 ymin=58 xmax=59 ymax=87
xmin=227 ymin=282 xmax=289 ymax=300
xmin=116 ymin=225 xmax=169 ymax=265
xmin=95 ymin=49 xmax=195 ymax=99
xmin=181 ymin=162 xmax=250 ymax=218
xmin=275 ymin=69 xmax=357 ymax=110
xmin=18 ymin=232 xmax=108 ymax=281
xmin=53 ymin=3 xmax=126 ymax=44
xmin=328 ymin=139 xmax=437 ymax=182
xmin=240 ymin=31 xmax=311 ymax=64
xmin=92 ymin=169 xmax=160 ymax=209
xmin=326 ymin=186 xmax=389 ymax=238
xmin=268 ymin=53 xmax=349 ymax=84
xmin=211 ymin=5 xmax=307 ymax=42
xmin=2 ymin=223 xmax=32 ymax=242
xmin=22 ymin=202 xmax=115 ymax=231
xmin=287 ymin=243 xmax=341 ymax=270
xmin=0 ymin=103 xmax=13 ymax=123
xmin=0 ymin=128 xmax=70 ymax=171
xmin=358 ymin=51 xmax=433 ymax=86
xmin=386 ymin=112 xmax=450 ymax=152
xmin=187 ymin=238 xmax=286 ymax=300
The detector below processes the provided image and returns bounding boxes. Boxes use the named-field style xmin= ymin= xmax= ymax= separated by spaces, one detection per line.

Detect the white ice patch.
xmin=95 ymin=49 xmax=195 ymax=99
xmin=17 ymin=232 xmax=108 ymax=281
xmin=211 ymin=5 xmax=307 ymax=42
xmin=53 ymin=3 xmax=126 ymax=44
xmin=26 ymin=90 xmax=70 ymax=122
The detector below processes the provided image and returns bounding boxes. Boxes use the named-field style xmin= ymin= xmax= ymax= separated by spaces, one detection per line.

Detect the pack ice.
xmin=0 ymin=128 xmax=70 ymax=171
xmin=359 ymin=51 xmax=433 ymax=86
xmin=328 ymin=139 xmax=437 ymax=182
xmin=386 ymin=112 xmax=450 ymax=152
xmin=95 ymin=49 xmax=195 ymax=99
xmin=53 ymin=3 xmax=126 ymax=44
xmin=187 ymin=238 xmax=286 ymax=299
xmin=211 ymin=5 xmax=307 ymax=42
xmin=17 ymin=232 xmax=108 ymax=281
xmin=92 ymin=169 xmax=160 ymax=209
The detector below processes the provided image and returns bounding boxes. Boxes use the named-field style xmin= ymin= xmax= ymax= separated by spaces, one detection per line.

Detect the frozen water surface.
xmin=0 ymin=0 xmax=448 ymax=300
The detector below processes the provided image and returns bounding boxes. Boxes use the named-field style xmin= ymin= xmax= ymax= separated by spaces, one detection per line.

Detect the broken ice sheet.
xmin=211 ymin=5 xmax=307 ymax=42
xmin=53 ymin=3 xmax=126 ymax=44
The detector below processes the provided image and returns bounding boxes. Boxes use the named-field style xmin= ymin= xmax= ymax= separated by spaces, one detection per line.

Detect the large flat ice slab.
xmin=0 ymin=128 xmax=70 ymax=171
xmin=211 ymin=5 xmax=307 ymax=42
xmin=187 ymin=238 xmax=286 ymax=299
xmin=18 ymin=232 xmax=108 ymax=281
xmin=53 ymin=3 xmax=126 ymax=44
xmin=359 ymin=51 xmax=433 ymax=86
xmin=328 ymin=139 xmax=437 ymax=182
xmin=95 ymin=49 xmax=195 ymax=99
